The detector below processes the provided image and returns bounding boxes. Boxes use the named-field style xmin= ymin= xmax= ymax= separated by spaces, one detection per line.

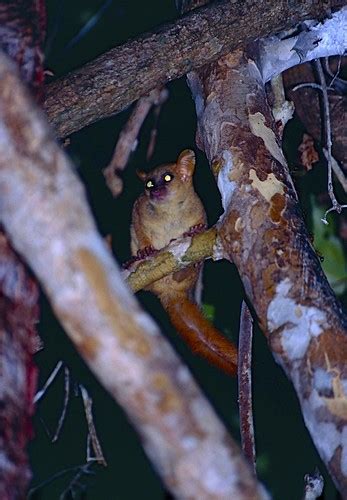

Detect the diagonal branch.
xmin=0 ymin=52 xmax=268 ymax=500
xmin=43 ymin=0 xmax=331 ymax=138
xmin=188 ymin=46 xmax=347 ymax=494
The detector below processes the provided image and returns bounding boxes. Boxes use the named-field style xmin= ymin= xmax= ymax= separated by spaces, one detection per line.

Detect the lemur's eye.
xmin=164 ymin=173 xmax=173 ymax=182
xmin=146 ymin=180 xmax=154 ymax=189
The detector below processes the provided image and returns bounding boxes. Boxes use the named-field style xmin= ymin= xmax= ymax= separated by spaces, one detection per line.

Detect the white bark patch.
xmin=260 ymin=7 xmax=347 ymax=82
xmin=267 ymin=279 xmax=327 ymax=361
xmin=176 ymin=439 xmax=239 ymax=498
xmin=213 ymin=234 xmax=226 ymax=261
xmin=217 ymin=150 xmax=236 ymax=211
xmin=249 ymin=112 xmax=287 ymax=167
xmin=303 ymin=394 xmax=347 ymax=475
xmin=249 ymin=169 xmax=284 ymax=203
xmin=169 ymin=238 xmax=191 ymax=262
xmin=310 ymin=421 xmax=341 ymax=462
xmin=313 ymin=368 xmax=334 ymax=393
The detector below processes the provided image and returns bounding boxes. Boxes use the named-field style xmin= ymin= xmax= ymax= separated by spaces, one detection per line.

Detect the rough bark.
xmin=0 ymin=234 xmax=39 ymax=500
xmin=187 ymin=46 xmax=347 ymax=493
xmin=0 ymin=52 xmax=269 ymax=500
xmin=43 ymin=0 xmax=329 ymax=138
xmin=0 ymin=2 xmax=45 ymax=497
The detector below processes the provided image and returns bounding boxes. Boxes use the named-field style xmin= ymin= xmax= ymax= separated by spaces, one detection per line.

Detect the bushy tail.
xmin=162 ymin=295 xmax=238 ymax=376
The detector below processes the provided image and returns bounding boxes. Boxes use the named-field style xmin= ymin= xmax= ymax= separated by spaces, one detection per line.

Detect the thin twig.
xmin=237 ymin=301 xmax=256 ymax=473
xmin=103 ymin=87 xmax=168 ymax=197
xmin=80 ymin=385 xmax=107 ymax=466
xmin=28 ymin=463 xmax=96 ymax=498
xmin=314 ymin=58 xmax=339 ymax=211
xmin=34 ymin=360 xmax=63 ymax=404
xmin=58 ymin=462 xmax=97 ymax=500
xmin=146 ymin=89 xmax=168 ymax=161
xmin=52 ymin=366 xmax=71 ymax=442
xmin=293 ymin=59 xmax=347 ymax=223
xmin=324 ymin=56 xmax=343 ymax=89
xmin=322 ymin=149 xmax=347 ymax=194
xmin=292 ymin=82 xmax=326 ymax=92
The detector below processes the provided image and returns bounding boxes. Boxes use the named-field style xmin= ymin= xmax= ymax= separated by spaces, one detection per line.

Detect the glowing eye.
xmin=164 ymin=174 xmax=172 ymax=182
xmin=146 ymin=180 xmax=154 ymax=189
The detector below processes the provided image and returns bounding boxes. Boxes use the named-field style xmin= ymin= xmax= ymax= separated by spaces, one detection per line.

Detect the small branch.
xmin=146 ymin=90 xmax=168 ymax=161
xmin=34 ymin=360 xmax=63 ymax=404
xmin=237 ymin=301 xmax=256 ymax=473
xmin=323 ymin=148 xmax=347 ymax=194
xmin=124 ymin=227 xmax=219 ymax=293
xmin=103 ymin=87 xmax=168 ymax=197
xmin=28 ymin=463 xmax=96 ymax=499
xmin=270 ymin=74 xmax=294 ymax=137
xmin=314 ymin=59 xmax=338 ymax=210
xmin=293 ymin=59 xmax=347 ymax=223
xmin=324 ymin=56 xmax=344 ymax=90
xmin=80 ymin=385 xmax=107 ymax=466
xmin=52 ymin=366 xmax=70 ymax=442
xmin=58 ymin=462 xmax=96 ymax=500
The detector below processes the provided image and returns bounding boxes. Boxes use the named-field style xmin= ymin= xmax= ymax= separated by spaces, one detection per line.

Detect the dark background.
xmin=28 ymin=1 xmax=345 ymax=498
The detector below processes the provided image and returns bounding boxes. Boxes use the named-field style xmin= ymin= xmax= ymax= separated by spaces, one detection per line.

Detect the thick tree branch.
xmin=0 ymin=1 xmax=46 ymax=496
xmin=0 ymin=53 xmax=268 ymax=500
xmin=43 ymin=0 xmax=331 ymax=138
xmin=188 ymin=47 xmax=347 ymax=493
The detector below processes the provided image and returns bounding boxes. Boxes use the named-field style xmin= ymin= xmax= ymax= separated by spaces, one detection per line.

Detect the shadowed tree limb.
xmin=43 ymin=0 xmax=333 ymax=138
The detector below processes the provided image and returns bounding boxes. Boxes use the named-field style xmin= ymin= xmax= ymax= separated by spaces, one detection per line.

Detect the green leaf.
xmin=202 ymin=303 xmax=216 ymax=322
xmin=311 ymin=201 xmax=347 ymax=295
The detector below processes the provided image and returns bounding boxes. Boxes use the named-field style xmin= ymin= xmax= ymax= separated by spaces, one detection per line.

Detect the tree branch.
xmin=0 ymin=52 xmax=268 ymax=500
xmin=124 ymin=227 xmax=219 ymax=292
xmin=43 ymin=0 xmax=331 ymax=138
xmin=188 ymin=46 xmax=347 ymax=494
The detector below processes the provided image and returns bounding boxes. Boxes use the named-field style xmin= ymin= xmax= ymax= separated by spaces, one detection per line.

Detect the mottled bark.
xmin=0 ymin=235 xmax=39 ymax=500
xmin=0 ymin=1 xmax=45 ymax=498
xmin=43 ymin=0 xmax=329 ymax=138
xmin=187 ymin=47 xmax=347 ymax=493
xmin=0 ymin=53 xmax=269 ymax=500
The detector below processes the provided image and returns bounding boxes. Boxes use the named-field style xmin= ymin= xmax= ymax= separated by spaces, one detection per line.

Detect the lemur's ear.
xmin=176 ymin=149 xmax=195 ymax=180
xmin=136 ymin=169 xmax=147 ymax=182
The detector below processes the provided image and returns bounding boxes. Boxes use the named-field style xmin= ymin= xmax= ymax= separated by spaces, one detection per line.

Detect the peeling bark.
xmin=187 ymin=47 xmax=347 ymax=493
xmin=43 ymin=0 xmax=330 ymax=138
xmin=0 ymin=52 xmax=269 ymax=500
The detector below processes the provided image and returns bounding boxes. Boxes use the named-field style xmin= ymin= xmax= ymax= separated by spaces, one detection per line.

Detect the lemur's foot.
xmin=123 ymin=246 xmax=158 ymax=269
xmin=183 ymin=223 xmax=207 ymax=237
xmin=137 ymin=245 xmax=158 ymax=259
xmin=122 ymin=256 xmax=139 ymax=270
